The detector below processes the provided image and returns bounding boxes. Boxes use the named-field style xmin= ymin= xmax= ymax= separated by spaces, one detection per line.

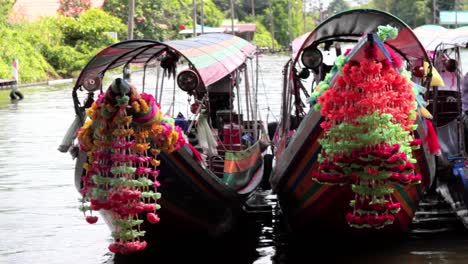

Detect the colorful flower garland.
xmin=77 ymin=81 xmax=186 ymax=254
xmin=310 ymin=27 xmax=426 ymax=229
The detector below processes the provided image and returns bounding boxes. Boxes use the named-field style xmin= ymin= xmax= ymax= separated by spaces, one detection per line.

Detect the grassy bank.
xmin=0 ymin=9 xmax=126 ymax=84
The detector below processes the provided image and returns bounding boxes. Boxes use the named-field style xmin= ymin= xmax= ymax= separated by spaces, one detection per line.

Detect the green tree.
xmin=186 ymin=0 xmax=224 ymax=29
xmin=212 ymin=0 xmax=309 ymax=48
xmin=103 ymin=0 xmax=222 ymax=40
xmin=371 ymin=0 xmax=393 ymax=11
xmin=212 ymin=0 xmax=231 ymax=11
xmin=59 ymin=9 xmax=126 ymax=49
xmin=239 ymin=0 xmax=269 ymax=19
xmin=266 ymin=0 xmax=305 ymax=47
xmin=327 ymin=0 xmax=350 ymax=15
xmin=426 ymin=0 xmax=460 ymax=24
xmin=0 ymin=26 xmax=57 ymax=82
xmin=50 ymin=8 xmax=126 ymax=76
xmin=370 ymin=0 xmax=426 ymax=27
xmin=0 ymin=0 xmax=14 ymax=24
xmin=252 ymin=16 xmax=279 ymax=48
xmin=1 ymin=4 xmax=127 ymax=81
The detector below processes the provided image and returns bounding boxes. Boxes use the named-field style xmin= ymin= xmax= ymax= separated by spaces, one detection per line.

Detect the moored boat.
xmin=413 ymin=25 xmax=468 ymax=229
xmin=270 ymin=9 xmax=439 ymax=236
xmin=58 ymin=33 xmax=269 ymax=254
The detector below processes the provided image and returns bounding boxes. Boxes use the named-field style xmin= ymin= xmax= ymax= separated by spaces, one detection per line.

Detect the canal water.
xmin=1 ymin=54 xmax=468 ymax=264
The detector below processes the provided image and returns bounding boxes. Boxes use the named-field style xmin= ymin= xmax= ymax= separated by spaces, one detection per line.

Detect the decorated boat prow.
xmin=270 ymin=9 xmax=437 ymax=236
xmin=59 ymin=33 xmax=269 ymax=254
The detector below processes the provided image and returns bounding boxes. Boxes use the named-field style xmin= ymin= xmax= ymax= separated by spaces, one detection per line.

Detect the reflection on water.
xmin=1 ymin=54 xmax=468 ymax=264
xmin=0 ymin=85 xmax=112 ymax=264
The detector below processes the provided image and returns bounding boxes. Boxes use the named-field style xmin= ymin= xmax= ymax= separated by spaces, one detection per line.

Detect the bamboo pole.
xmin=192 ymin=0 xmax=197 ymax=36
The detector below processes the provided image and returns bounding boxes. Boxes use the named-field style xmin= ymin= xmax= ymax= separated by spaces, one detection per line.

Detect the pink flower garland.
xmin=76 ymin=83 xmax=186 ymax=254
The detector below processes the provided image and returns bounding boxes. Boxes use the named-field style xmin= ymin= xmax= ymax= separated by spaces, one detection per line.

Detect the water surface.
xmin=1 ymin=54 xmax=468 ymax=264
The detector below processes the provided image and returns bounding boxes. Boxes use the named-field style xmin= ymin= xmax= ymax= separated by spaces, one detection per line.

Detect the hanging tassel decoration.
xmin=424 ymin=118 xmax=441 ymax=155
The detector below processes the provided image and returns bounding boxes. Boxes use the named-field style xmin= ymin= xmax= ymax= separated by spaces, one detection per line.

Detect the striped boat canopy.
xmin=74 ymin=33 xmax=256 ymax=90
xmin=292 ymin=9 xmax=430 ymax=64
xmin=413 ymin=24 xmax=468 ymax=51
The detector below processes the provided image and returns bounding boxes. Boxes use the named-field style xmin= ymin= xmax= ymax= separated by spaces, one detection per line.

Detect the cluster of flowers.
xmin=317 ymin=59 xmax=417 ymax=131
xmin=313 ymin=143 xmax=422 ymax=187
xmin=77 ymin=83 xmax=185 ymax=254
xmin=311 ymin=29 xmax=423 ymax=229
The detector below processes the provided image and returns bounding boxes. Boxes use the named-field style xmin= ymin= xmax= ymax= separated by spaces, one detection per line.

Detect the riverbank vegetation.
xmin=0 ymin=0 xmax=466 ymax=83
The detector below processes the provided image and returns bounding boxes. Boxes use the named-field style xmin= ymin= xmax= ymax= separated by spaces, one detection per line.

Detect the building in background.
xmin=9 ymin=0 xmax=105 ymax=23
xmin=221 ymin=20 xmax=256 ymax=41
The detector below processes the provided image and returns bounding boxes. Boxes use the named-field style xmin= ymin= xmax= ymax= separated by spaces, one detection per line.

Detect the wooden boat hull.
xmin=271 ymin=9 xmax=439 ymax=235
xmin=62 ymin=33 xmax=266 ymax=254
xmin=271 ymin=110 xmax=436 ymax=235
xmin=75 ymin=145 xmax=247 ymax=242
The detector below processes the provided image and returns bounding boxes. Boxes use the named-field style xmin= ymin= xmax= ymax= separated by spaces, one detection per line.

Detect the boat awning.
xmin=413 ymin=25 xmax=468 ymax=51
xmin=74 ymin=33 xmax=256 ymax=89
xmin=292 ymin=9 xmax=429 ymax=63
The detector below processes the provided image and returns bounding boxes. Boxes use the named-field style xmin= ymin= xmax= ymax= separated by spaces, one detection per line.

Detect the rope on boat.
xmin=244 ymin=67 xmax=252 ymax=147
xmin=250 ymin=58 xmax=258 ymax=136
xmin=245 ymin=63 xmax=258 ymax=142
xmin=158 ymin=70 xmax=165 ymax=105
xmin=155 ymin=64 xmax=161 ymax=102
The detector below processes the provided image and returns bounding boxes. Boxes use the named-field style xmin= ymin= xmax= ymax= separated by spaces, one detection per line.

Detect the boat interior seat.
xmin=208 ymin=145 xmax=248 ymax=178
xmin=426 ymin=90 xmax=461 ymax=127
xmin=208 ymin=155 xmax=224 ymax=178
xmin=215 ymin=110 xmax=243 ymax=127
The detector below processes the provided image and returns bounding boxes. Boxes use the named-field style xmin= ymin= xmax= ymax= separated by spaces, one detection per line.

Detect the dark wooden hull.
xmin=75 ymin=145 xmax=250 ymax=242
xmin=270 ymin=110 xmax=436 ymax=235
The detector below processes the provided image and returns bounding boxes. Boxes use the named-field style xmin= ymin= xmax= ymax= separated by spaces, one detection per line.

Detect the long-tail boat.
xmin=413 ymin=25 xmax=468 ymax=228
xmin=58 ymin=33 xmax=269 ymax=254
xmin=270 ymin=9 xmax=439 ymax=235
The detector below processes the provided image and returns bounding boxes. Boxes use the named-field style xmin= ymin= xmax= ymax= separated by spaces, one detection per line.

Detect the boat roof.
xmin=413 ymin=24 xmax=468 ymax=51
xmin=292 ymin=9 xmax=429 ymax=63
xmin=74 ymin=33 xmax=256 ymax=89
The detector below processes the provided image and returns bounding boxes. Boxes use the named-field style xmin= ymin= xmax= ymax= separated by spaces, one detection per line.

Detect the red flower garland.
xmin=313 ymin=43 xmax=421 ymax=229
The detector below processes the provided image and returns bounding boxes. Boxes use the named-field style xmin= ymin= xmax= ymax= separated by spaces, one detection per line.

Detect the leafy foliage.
xmin=0 ymin=0 xmax=14 ymax=23
xmin=327 ymin=0 xmax=351 ymax=16
xmin=189 ymin=0 xmax=224 ymax=28
xmin=252 ymin=18 xmax=279 ymax=48
xmin=425 ymin=0 xmax=463 ymax=24
xmin=370 ymin=0 xmax=427 ymax=27
xmin=53 ymin=9 xmax=126 ymax=76
xmin=103 ymin=0 xmax=222 ymax=40
xmin=0 ymin=8 xmax=125 ymax=81
xmin=1 ymin=0 xmax=465 ymax=83
xmin=0 ymin=26 xmax=57 ymax=82
xmin=216 ymin=0 xmax=308 ymax=48
xmin=59 ymin=8 xmax=126 ymax=48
